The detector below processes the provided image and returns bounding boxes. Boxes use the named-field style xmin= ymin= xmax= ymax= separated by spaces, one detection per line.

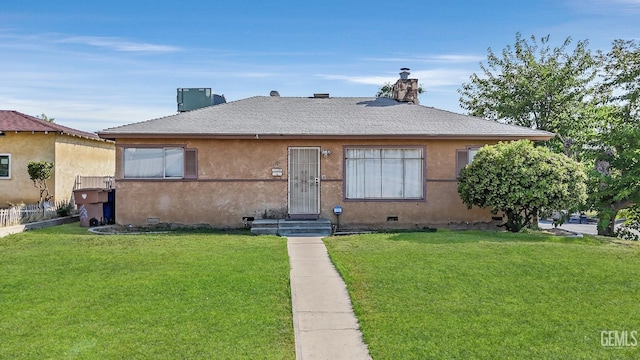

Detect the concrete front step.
xmin=251 ymin=219 xmax=333 ymax=237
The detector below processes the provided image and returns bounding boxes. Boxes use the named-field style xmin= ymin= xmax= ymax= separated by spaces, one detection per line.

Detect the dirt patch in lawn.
xmin=539 ymin=227 xmax=579 ymax=237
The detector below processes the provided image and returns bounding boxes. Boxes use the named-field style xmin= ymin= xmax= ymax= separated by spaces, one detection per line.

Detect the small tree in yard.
xmin=27 ymin=161 xmax=54 ymax=209
xmin=458 ymin=140 xmax=587 ymax=232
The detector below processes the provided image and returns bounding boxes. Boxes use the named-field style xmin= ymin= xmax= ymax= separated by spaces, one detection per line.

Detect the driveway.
xmin=539 ymin=220 xmax=598 ymax=235
xmin=539 ymin=219 xmax=639 ymax=238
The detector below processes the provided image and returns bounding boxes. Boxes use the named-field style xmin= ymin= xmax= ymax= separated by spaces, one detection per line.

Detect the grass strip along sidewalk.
xmin=0 ymin=224 xmax=294 ymax=359
xmin=324 ymin=231 xmax=640 ymax=359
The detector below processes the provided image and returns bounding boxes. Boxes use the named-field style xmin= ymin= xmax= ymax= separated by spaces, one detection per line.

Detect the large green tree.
xmin=586 ymin=40 xmax=640 ymax=236
xmin=458 ymin=33 xmax=599 ymax=156
xmin=602 ymin=40 xmax=640 ymax=110
xmin=458 ymin=34 xmax=639 ymax=238
xmin=458 ymin=140 xmax=587 ymax=232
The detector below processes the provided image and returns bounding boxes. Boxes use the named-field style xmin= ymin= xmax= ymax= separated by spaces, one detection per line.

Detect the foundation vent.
xmin=242 ymin=216 xmax=255 ymax=229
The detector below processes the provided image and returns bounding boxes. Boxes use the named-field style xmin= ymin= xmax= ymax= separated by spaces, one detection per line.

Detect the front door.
xmin=288 ymin=147 xmax=320 ymax=218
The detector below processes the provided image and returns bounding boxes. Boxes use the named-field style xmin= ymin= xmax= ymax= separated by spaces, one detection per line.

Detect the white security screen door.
xmin=288 ymin=147 xmax=320 ymax=216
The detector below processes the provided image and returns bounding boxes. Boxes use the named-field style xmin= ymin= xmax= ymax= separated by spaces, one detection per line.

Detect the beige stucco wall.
xmin=54 ymin=135 xmax=115 ymax=203
xmin=0 ymin=131 xmax=114 ymax=207
xmin=0 ymin=132 xmax=56 ymax=206
xmin=114 ymin=138 xmax=500 ymax=229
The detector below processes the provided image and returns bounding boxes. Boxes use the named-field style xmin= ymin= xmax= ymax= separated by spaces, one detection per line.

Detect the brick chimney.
xmin=392 ymin=68 xmax=419 ymax=104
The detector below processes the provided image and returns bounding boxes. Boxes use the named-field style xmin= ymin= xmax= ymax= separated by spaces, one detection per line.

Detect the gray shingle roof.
xmin=98 ymin=96 xmax=553 ymax=139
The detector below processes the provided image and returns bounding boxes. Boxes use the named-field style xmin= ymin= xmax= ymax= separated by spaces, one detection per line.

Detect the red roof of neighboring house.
xmin=0 ymin=110 xmax=100 ymax=139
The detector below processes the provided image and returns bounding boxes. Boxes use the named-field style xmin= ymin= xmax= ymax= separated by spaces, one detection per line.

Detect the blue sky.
xmin=1 ymin=0 xmax=639 ymax=132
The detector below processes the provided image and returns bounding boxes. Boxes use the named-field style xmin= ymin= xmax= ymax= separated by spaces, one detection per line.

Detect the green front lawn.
xmin=324 ymin=231 xmax=640 ymax=359
xmin=0 ymin=225 xmax=294 ymax=359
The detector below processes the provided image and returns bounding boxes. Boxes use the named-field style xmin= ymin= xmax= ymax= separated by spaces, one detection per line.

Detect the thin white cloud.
xmin=57 ymin=35 xmax=182 ymax=53
xmin=0 ymin=31 xmax=183 ymax=54
xmin=317 ymin=68 xmax=472 ymax=88
xmin=363 ymin=54 xmax=485 ymax=64
xmin=316 ymin=74 xmax=392 ymax=85
xmin=427 ymin=55 xmax=486 ymax=63
xmin=233 ymin=71 xmax=278 ymax=78
xmin=411 ymin=69 xmax=473 ymax=87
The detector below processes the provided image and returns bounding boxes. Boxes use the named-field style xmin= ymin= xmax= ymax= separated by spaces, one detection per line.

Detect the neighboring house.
xmin=98 ymin=71 xmax=553 ymax=230
xmin=0 ymin=111 xmax=115 ymax=207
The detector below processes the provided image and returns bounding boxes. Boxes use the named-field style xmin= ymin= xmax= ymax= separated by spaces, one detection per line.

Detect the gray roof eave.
xmin=98 ymin=132 xmax=554 ymax=141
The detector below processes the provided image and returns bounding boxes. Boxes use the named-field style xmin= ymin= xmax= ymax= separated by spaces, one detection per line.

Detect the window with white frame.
xmin=123 ymin=147 xmax=197 ymax=179
xmin=0 ymin=154 xmax=10 ymax=179
xmin=345 ymin=147 xmax=424 ymax=200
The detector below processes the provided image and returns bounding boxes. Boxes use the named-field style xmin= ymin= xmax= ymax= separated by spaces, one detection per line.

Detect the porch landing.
xmin=250 ymin=218 xmax=333 ymax=237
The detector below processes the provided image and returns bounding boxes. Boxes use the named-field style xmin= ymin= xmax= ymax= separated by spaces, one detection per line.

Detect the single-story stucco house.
xmin=0 ymin=110 xmax=115 ymax=207
xmin=97 ymin=70 xmax=553 ymax=230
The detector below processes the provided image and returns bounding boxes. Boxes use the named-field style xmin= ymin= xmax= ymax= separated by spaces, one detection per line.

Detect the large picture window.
xmin=345 ymin=147 xmax=424 ymax=200
xmin=0 ymin=154 xmax=10 ymax=179
xmin=123 ymin=147 xmax=197 ymax=179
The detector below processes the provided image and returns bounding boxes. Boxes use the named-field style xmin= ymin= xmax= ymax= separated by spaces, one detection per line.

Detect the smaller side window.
xmin=456 ymin=147 xmax=481 ymax=178
xmin=468 ymin=148 xmax=479 ymax=164
xmin=184 ymin=149 xmax=198 ymax=179
xmin=0 ymin=154 xmax=10 ymax=179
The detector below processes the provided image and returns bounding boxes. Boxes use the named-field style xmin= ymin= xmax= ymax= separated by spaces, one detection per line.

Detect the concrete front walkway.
xmin=287 ymin=237 xmax=372 ymax=360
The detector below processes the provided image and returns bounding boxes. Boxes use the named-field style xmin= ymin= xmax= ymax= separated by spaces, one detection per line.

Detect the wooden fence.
xmin=0 ymin=201 xmax=66 ymax=228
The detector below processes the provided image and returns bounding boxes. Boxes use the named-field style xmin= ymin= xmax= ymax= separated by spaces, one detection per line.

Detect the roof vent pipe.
xmin=399 ymin=67 xmax=410 ymax=80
